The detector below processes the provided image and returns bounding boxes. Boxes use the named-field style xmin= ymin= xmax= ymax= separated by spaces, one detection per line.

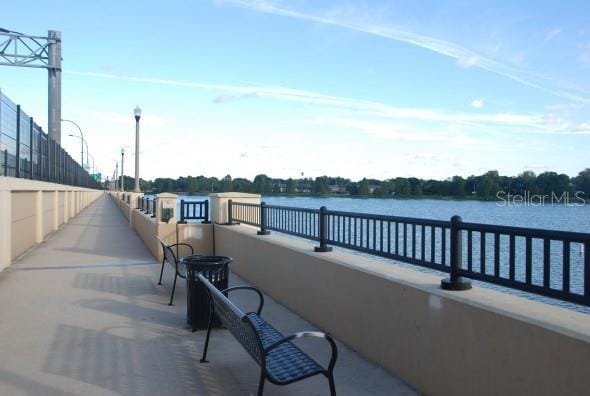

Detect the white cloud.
xmin=213 ymin=92 xmax=259 ymax=103
xmin=68 ymin=70 xmax=548 ymax=131
xmin=471 ymin=99 xmax=484 ymax=109
xmin=572 ymin=122 xmax=590 ymax=133
xmin=457 ymin=55 xmax=479 ymax=68
xmin=314 ymin=117 xmax=493 ymax=147
xmin=544 ymin=27 xmax=562 ymax=43
xmin=217 ymin=0 xmax=590 ymax=104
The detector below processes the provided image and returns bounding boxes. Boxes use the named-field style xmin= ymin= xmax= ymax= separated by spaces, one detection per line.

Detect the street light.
xmin=134 ymin=106 xmax=141 ymax=192
xmin=114 ymin=161 xmax=119 ymax=191
xmin=120 ymin=148 xmax=125 ymax=192
xmin=61 ymin=119 xmax=86 ymax=167
xmin=86 ymin=152 xmax=96 ymax=175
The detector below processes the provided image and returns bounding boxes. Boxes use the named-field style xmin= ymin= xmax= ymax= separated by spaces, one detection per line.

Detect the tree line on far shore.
xmin=114 ymin=168 xmax=590 ymax=200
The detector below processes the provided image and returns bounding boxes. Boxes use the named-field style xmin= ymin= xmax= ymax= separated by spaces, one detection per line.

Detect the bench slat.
xmin=246 ymin=313 xmax=324 ymax=384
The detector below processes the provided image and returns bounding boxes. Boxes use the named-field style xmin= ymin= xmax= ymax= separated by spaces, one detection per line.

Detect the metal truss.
xmin=0 ymin=30 xmax=59 ymax=70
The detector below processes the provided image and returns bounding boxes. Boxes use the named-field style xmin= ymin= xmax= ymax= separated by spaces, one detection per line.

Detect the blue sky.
xmin=1 ymin=0 xmax=589 ymax=181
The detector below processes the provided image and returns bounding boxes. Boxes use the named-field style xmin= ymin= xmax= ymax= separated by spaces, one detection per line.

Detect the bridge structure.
xmin=0 ymin=29 xmax=62 ymax=144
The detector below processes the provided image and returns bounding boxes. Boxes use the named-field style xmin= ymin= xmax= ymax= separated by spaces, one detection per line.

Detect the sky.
xmin=0 ymin=0 xmax=589 ymax=182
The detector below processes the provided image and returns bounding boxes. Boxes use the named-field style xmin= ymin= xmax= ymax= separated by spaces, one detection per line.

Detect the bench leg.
xmin=200 ymin=306 xmax=214 ymax=363
xmin=168 ymin=271 xmax=178 ymax=306
xmin=328 ymin=373 xmax=336 ymax=396
xmin=257 ymin=370 xmax=265 ymax=396
xmin=157 ymin=257 xmax=165 ymax=285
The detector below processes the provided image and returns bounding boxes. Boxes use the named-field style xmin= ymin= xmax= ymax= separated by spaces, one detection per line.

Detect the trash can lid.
xmin=180 ymin=255 xmax=233 ymax=265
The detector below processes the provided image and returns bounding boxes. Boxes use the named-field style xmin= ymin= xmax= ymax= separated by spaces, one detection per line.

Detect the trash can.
xmin=182 ymin=255 xmax=232 ymax=331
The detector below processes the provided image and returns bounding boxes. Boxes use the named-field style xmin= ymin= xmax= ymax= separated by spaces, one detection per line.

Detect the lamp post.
xmin=134 ymin=106 xmax=141 ymax=192
xmin=61 ymin=119 xmax=86 ymax=167
xmin=86 ymin=152 xmax=96 ymax=175
xmin=120 ymin=148 xmax=125 ymax=192
xmin=115 ymin=161 xmax=119 ymax=191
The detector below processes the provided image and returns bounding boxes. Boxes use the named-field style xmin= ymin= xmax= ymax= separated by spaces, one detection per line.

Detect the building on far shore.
xmin=329 ymin=185 xmax=349 ymax=196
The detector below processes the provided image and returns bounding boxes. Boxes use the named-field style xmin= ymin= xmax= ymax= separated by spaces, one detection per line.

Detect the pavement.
xmin=0 ymin=195 xmax=417 ymax=396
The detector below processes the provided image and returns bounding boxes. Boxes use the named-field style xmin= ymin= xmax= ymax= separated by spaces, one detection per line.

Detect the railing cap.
xmin=209 ymin=192 xmax=261 ymax=198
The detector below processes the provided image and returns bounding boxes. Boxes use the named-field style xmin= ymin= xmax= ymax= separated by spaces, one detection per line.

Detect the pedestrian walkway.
xmin=0 ymin=195 xmax=416 ymax=395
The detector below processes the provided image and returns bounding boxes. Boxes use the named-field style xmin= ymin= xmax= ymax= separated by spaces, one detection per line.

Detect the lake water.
xmin=263 ymin=196 xmax=590 ymax=233
xmin=175 ymin=195 xmax=590 ymax=313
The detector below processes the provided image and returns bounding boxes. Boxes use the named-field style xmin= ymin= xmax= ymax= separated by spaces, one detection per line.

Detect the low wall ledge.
xmin=218 ymin=223 xmax=590 ymax=344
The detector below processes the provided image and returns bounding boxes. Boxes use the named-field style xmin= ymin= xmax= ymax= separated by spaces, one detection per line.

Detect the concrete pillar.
xmin=155 ymin=193 xmax=178 ymax=224
xmin=35 ymin=191 xmax=43 ymax=243
xmin=52 ymin=191 xmax=59 ymax=232
xmin=63 ymin=190 xmax=69 ymax=223
xmin=0 ymin=190 xmax=11 ymax=271
xmin=209 ymin=192 xmax=261 ymax=224
xmin=70 ymin=191 xmax=75 ymax=219
xmin=126 ymin=192 xmax=143 ymax=228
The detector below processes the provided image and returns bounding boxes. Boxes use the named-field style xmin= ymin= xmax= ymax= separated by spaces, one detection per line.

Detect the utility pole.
xmin=48 ymin=30 xmax=62 ymax=144
xmin=133 ymin=106 xmax=141 ymax=192
xmin=120 ymin=148 xmax=125 ymax=192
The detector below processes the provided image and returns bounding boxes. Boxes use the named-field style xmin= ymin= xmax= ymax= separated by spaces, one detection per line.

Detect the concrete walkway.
xmin=0 ymin=195 xmax=417 ymax=396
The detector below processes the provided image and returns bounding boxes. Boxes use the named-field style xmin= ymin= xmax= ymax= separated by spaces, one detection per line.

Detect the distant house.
xmin=273 ymin=182 xmax=287 ymax=193
xmin=368 ymin=185 xmax=381 ymax=194
xmin=296 ymin=183 xmax=312 ymax=194
xmin=329 ymin=185 xmax=349 ymax=195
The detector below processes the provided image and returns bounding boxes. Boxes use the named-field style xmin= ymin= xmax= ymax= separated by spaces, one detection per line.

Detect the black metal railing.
xmin=229 ymin=200 xmax=261 ymax=227
xmin=228 ymin=201 xmax=590 ymax=306
xmin=0 ymin=90 xmax=100 ymax=188
xmin=137 ymin=196 xmax=156 ymax=218
xmin=179 ymin=199 xmax=210 ymax=223
xmin=456 ymin=218 xmax=590 ymax=305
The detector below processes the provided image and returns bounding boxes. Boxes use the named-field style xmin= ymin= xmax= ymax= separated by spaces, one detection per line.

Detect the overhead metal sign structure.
xmin=0 ymin=29 xmax=62 ymax=144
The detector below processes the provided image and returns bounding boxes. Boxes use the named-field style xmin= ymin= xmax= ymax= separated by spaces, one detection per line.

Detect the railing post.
xmin=15 ymin=105 xmax=21 ymax=178
xmin=584 ymin=241 xmax=590 ymax=301
xmin=314 ymin=206 xmax=333 ymax=252
xmin=202 ymin=200 xmax=211 ymax=224
xmin=178 ymin=199 xmax=186 ymax=223
xmin=257 ymin=201 xmax=270 ymax=235
xmin=441 ymin=215 xmax=472 ymax=290
xmin=151 ymin=198 xmax=157 ymax=218
xmin=29 ymin=117 xmax=34 ymax=179
xmin=227 ymin=199 xmax=233 ymax=225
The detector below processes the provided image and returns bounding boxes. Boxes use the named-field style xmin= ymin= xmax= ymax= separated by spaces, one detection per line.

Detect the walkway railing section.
xmin=0 ymin=90 xmax=100 ymax=188
xmin=137 ymin=196 xmax=156 ymax=218
xmin=179 ymin=199 xmax=209 ymax=223
xmin=228 ymin=201 xmax=590 ymax=306
xmin=457 ymin=220 xmax=590 ymax=306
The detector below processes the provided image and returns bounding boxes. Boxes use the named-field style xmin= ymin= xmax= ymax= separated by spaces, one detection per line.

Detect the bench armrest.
xmin=168 ymin=243 xmax=194 ymax=257
xmin=221 ymin=286 xmax=264 ymax=315
xmin=263 ymin=331 xmax=338 ymax=372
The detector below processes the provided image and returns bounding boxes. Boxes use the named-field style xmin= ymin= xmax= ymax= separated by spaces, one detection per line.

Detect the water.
xmin=262 ymin=196 xmax=590 ymax=233
xmin=176 ymin=194 xmax=590 ymax=314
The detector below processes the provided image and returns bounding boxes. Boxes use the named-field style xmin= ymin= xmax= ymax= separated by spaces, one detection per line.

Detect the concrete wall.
xmin=214 ymin=224 xmax=590 ymax=396
xmin=11 ymin=192 xmax=37 ymax=259
xmin=0 ymin=177 xmax=102 ymax=270
xmin=42 ymin=192 xmax=54 ymax=238
xmin=57 ymin=191 xmax=65 ymax=226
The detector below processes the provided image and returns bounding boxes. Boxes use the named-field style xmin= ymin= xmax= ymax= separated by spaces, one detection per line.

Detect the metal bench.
xmin=156 ymin=236 xmax=197 ymax=306
xmin=198 ymin=273 xmax=338 ymax=395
